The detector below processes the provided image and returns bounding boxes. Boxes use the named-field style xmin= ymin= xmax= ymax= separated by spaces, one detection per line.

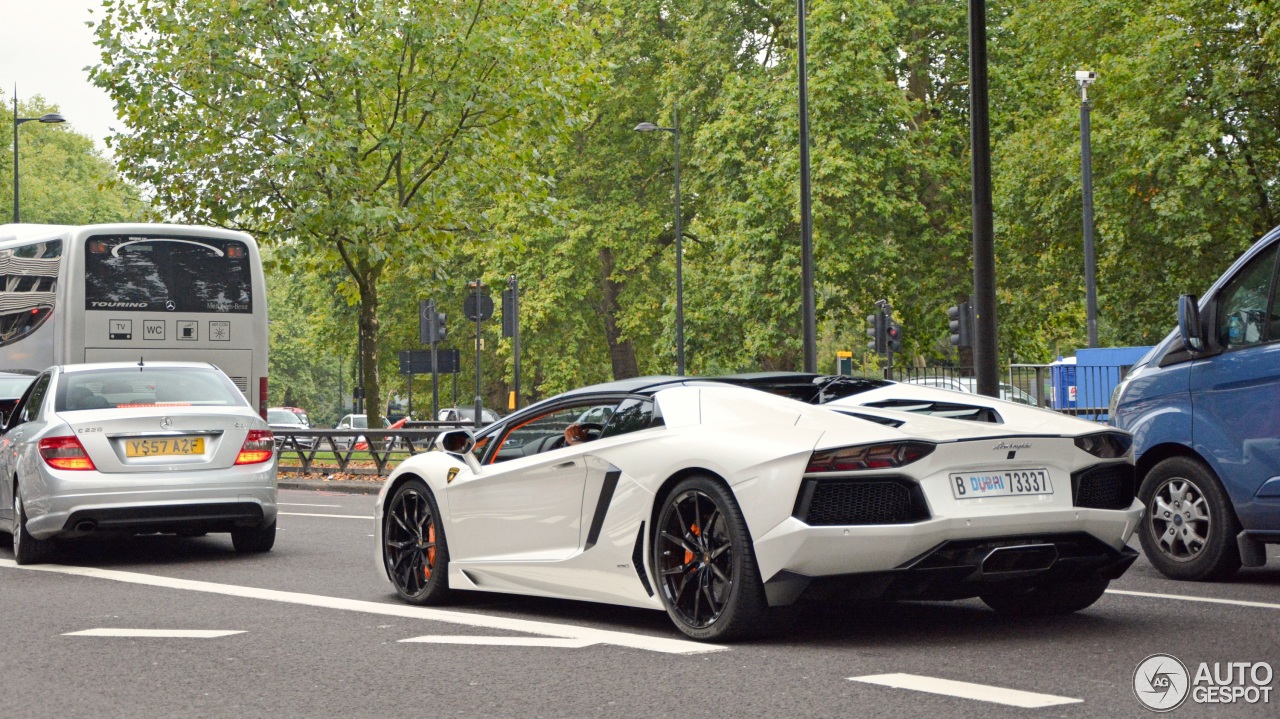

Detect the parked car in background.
xmin=376 ymin=377 xmax=1140 ymax=641
xmin=267 ymin=407 xmax=315 ymax=450
xmin=907 ymin=376 xmax=1037 ymax=405
xmin=0 ymin=361 xmax=277 ymax=564
xmin=436 ymin=406 xmax=500 ymax=425
xmin=270 ymin=406 xmax=310 ymax=427
xmin=0 ymin=369 xmax=38 ymax=422
xmin=1111 ymin=224 xmax=1280 ymax=581
xmin=332 ymin=413 xmax=368 ymax=451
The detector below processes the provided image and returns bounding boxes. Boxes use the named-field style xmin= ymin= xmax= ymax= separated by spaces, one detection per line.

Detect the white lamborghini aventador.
xmin=375 ymin=377 xmax=1142 ymax=641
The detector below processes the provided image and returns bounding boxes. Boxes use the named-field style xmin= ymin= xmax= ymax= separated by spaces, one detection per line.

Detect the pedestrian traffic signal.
xmin=866 ymin=311 xmax=887 ymax=355
xmin=947 ymin=300 xmax=973 ymax=348
xmin=887 ymin=322 xmax=904 ymax=353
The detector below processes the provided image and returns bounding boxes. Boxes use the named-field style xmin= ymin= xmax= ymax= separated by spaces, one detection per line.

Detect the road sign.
xmin=398 ymin=349 xmax=461 ymax=375
xmin=464 ymin=292 xmax=494 ymax=321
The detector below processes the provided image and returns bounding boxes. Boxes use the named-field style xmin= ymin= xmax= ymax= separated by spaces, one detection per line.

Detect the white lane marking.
xmin=0 ymin=560 xmax=721 ymax=655
xmin=278 ymin=503 xmax=342 ymax=508
xmin=849 ymin=673 xmax=1082 ymax=708
xmin=400 ymin=636 xmax=596 ymax=648
xmin=1107 ymin=589 xmax=1280 ymax=610
xmin=279 ymin=512 xmax=373 ymax=520
xmin=64 ymin=629 xmax=244 ymax=638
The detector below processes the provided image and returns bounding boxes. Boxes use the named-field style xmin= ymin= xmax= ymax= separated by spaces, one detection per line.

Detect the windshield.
xmin=268 ymin=409 xmax=302 ymax=424
xmin=0 ymin=376 xmax=34 ymax=397
xmin=84 ymin=234 xmax=254 ymax=313
xmin=56 ymin=367 xmax=246 ymax=411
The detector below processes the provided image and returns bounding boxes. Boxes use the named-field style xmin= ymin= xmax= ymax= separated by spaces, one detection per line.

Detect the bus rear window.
xmin=84 ymin=235 xmax=253 ymax=313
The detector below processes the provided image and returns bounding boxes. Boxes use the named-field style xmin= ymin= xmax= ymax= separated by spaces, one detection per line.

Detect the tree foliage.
xmin=0 ymin=92 xmax=143 ymax=225
xmin=95 ymin=0 xmax=1280 ymax=412
xmin=91 ymin=0 xmax=602 ymax=425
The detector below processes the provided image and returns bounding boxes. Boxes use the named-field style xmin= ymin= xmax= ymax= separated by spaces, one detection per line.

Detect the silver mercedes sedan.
xmin=0 ymin=362 xmax=277 ymax=564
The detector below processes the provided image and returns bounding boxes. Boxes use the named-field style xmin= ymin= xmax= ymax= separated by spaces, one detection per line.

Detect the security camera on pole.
xmin=1077 ymin=69 xmax=1100 ymax=348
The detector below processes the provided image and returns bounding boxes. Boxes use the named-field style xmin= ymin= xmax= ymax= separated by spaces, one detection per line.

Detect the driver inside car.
xmin=563 ymin=422 xmax=591 ymax=446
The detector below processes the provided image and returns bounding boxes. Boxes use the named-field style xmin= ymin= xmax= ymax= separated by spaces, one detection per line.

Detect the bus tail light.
xmin=235 ymin=430 xmax=274 ymax=465
xmin=39 ymin=436 xmax=97 ymax=471
xmin=259 ymin=377 xmax=268 ymax=420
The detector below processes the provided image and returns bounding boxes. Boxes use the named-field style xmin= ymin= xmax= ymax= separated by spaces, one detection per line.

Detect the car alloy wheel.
xmin=1148 ymin=477 xmax=1211 ymax=562
xmin=384 ymin=479 xmax=450 ymax=604
xmin=1137 ymin=457 xmax=1241 ymax=581
xmin=654 ymin=476 xmax=766 ymax=640
xmin=13 ymin=491 xmax=56 ymax=565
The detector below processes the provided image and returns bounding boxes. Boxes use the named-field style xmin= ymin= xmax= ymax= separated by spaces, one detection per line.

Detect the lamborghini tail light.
xmin=806 ymin=441 xmax=935 ymax=473
xmin=1074 ymin=432 xmax=1132 ymax=458
xmin=235 ymin=430 xmax=275 ymax=465
xmin=39 ymin=436 xmax=97 ymax=471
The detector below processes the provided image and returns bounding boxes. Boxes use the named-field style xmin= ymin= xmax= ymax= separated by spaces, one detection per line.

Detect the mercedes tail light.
xmin=235 ymin=429 xmax=275 ymax=465
xmin=39 ymin=436 xmax=97 ymax=471
xmin=806 ymin=441 xmax=935 ymax=473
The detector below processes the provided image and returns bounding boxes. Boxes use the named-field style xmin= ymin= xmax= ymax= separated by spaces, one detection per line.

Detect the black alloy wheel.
xmin=384 ymin=478 xmax=451 ymax=604
xmin=654 ymin=476 xmax=766 ymax=640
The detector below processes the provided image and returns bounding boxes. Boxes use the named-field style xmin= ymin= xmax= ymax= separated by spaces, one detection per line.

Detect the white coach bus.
xmin=0 ymin=223 xmax=269 ymax=417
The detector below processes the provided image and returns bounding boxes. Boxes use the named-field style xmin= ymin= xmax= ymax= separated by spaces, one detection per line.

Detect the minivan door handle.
xmin=553 ymin=461 xmax=577 ymax=470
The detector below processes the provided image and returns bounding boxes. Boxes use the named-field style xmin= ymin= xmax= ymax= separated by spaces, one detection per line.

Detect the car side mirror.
xmin=1178 ymin=294 xmax=1205 ymax=353
xmin=436 ymin=429 xmax=476 ymax=455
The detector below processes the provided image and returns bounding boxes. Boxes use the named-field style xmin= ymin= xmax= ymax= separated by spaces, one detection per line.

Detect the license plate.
xmin=125 ymin=437 xmax=206 ymax=457
xmin=950 ymin=468 xmax=1053 ymax=499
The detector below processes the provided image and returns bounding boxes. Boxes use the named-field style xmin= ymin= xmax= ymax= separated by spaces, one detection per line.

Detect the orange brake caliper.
xmin=684 ymin=523 xmax=700 ymax=567
xmin=424 ymin=524 xmax=437 ymax=580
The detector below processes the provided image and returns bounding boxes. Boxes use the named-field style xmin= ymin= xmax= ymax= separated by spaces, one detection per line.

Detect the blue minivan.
xmin=1111 ymin=226 xmax=1280 ymax=580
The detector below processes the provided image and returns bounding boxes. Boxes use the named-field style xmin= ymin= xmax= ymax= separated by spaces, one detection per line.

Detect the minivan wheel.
xmin=1138 ymin=457 xmax=1241 ymax=581
xmin=14 ymin=492 xmax=57 ymax=565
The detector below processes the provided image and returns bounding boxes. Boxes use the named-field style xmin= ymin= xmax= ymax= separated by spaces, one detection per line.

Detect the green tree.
xmin=0 ymin=92 xmax=143 ymax=225
xmin=992 ymin=0 xmax=1280 ymax=358
xmin=90 ymin=0 xmax=602 ymax=427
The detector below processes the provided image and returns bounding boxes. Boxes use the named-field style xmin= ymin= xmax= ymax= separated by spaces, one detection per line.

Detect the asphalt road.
xmin=3 ymin=487 xmax=1278 ymax=718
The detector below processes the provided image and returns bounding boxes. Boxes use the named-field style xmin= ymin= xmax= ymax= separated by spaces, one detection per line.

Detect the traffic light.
xmin=866 ymin=311 xmax=887 ymax=355
xmin=947 ymin=300 xmax=973 ymax=347
xmin=887 ymin=322 xmax=904 ymax=353
xmin=432 ymin=311 xmax=447 ymax=343
xmin=502 ymin=286 xmax=518 ymax=338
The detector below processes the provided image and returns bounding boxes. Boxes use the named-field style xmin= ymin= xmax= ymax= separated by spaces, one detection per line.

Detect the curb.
xmin=278 ymin=478 xmax=383 ymax=495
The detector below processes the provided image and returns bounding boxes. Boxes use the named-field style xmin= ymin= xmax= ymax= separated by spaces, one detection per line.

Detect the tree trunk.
xmin=598 ymin=247 xmax=639 ymax=379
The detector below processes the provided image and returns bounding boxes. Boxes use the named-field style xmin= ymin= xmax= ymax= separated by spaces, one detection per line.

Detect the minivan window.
xmin=1216 ymin=242 xmax=1277 ymax=350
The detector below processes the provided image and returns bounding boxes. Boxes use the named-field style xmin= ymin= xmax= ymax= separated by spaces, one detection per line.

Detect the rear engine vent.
xmin=230 ymin=376 xmax=249 ymax=394
xmin=794 ymin=478 xmax=930 ymax=526
xmin=1072 ymin=463 xmax=1136 ymax=510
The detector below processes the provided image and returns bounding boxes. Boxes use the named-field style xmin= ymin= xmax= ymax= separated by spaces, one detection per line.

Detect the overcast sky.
xmin=1 ymin=0 xmax=122 ymax=153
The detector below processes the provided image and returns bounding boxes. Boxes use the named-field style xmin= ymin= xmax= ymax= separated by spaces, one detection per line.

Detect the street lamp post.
xmin=1076 ymin=70 xmax=1099 ymax=348
xmin=12 ymin=88 xmax=66 ymax=223
xmin=635 ymin=106 xmax=685 ymax=375
xmin=797 ymin=0 xmax=817 ymax=373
